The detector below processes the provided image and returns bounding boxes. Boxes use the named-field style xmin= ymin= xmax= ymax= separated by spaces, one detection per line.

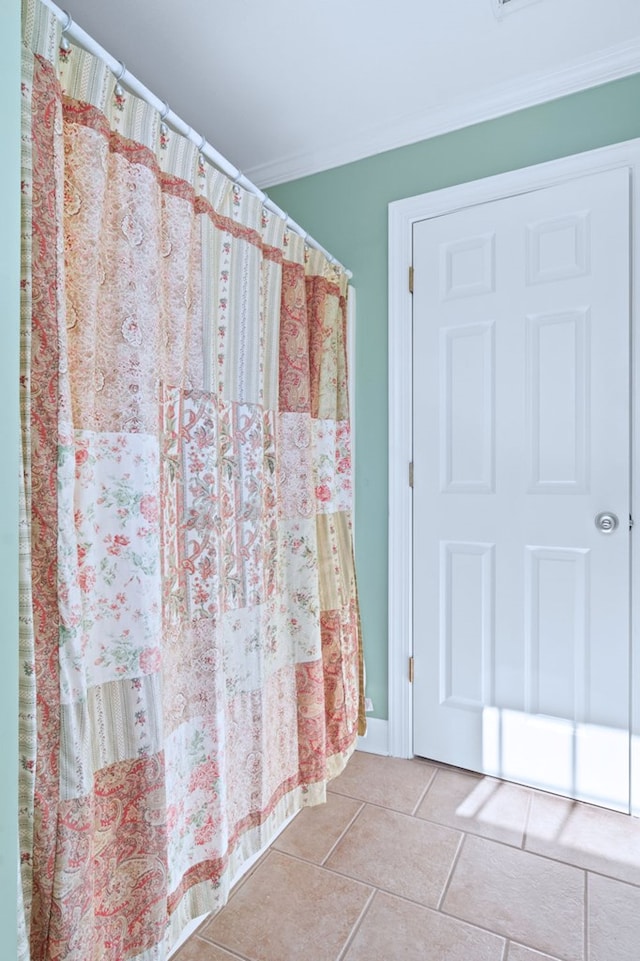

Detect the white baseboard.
xmin=357 ymin=717 xmax=390 ymax=756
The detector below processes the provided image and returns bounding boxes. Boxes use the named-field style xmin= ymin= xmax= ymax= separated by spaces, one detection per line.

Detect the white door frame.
xmin=388 ymin=140 xmax=640 ymax=814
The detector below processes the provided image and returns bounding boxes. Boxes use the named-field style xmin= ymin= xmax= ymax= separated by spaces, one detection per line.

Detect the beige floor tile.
xmin=328 ymin=750 xmax=437 ymax=813
xmin=587 ymin=873 xmax=640 ymax=961
xmin=507 ymin=944 xmax=561 ymax=961
xmin=525 ymin=792 xmax=640 ymax=885
xmin=174 ymin=938 xmax=243 ymax=960
xmin=199 ymin=850 xmax=372 ymax=961
xmin=343 ymin=891 xmax=505 ymax=961
xmin=416 ymin=768 xmax=531 ymax=847
xmin=442 ymin=835 xmax=585 ymax=961
xmin=178 ymin=755 xmax=640 ymax=961
xmin=226 ymin=849 xmax=270 ymax=901
xmin=273 ymin=792 xmax=363 ymax=864
xmin=325 ymin=803 xmax=461 ymax=907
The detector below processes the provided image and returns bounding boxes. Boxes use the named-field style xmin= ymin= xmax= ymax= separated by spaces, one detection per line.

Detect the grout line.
xmin=293 ymin=853 xmax=449 ymax=914
xmin=267 ymin=823 xmax=640 ymax=894
xmin=226 ymin=848 xmax=274 ymax=902
xmin=414 ymin=809 xmax=526 ymax=851
xmin=521 ymin=789 xmax=534 ymax=850
xmin=436 ymin=831 xmax=466 ymax=912
xmin=321 ymin=802 xmax=366 ymax=866
xmin=504 ymin=931 xmax=564 ymax=961
xmin=176 ymin=852 xmax=275 ymax=956
xmin=266 ymin=847 xmax=366 ymax=881
xmin=512 ymin=847 xmax=640 ymax=890
xmin=239 ymin=847 xmax=386 ymax=903
xmin=437 ymin=901 xmax=539 ymax=949
xmin=582 ymin=868 xmax=640 ymax=890
xmin=209 ymin=795 xmax=639 ymax=952
xmin=335 ymin=887 xmax=377 ymax=961
xmin=584 ymin=871 xmax=590 ymax=961
xmin=198 ymin=846 xmax=558 ymax=961
xmin=411 ymin=766 xmax=439 ymax=816
xmin=288 ymin=792 xmax=640 ymax=892
xmin=325 ymin=791 xmax=442 ymax=820
xmin=503 ymin=938 xmax=566 ymax=960
xmin=437 ymin=903 xmax=571 ymax=960
xmin=411 ymin=811 xmax=640 ymax=889
xmin=187 ymin=753 xmax=638 ymax=961
xmin=322 ymin=854 xmax=523 ymax=957
xmin=195 ymin=932 xmax=254 ymax=960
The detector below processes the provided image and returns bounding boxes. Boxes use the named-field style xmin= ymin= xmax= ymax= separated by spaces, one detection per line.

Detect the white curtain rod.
xmin=40 ymin=0 xmax=352 ymax=279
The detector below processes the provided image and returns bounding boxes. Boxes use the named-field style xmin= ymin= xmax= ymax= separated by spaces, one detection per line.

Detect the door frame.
xmin=388 ymin=138 xmax=640 ymax=813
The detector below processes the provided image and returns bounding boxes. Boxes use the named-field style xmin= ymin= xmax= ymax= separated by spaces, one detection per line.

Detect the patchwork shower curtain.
xmin=18 ymin=3 xmax=365 ymax=959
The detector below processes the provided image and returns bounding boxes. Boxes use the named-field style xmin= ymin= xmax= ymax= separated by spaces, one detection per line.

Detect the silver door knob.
xmin=595 ymin=511 xmax=619 ymax=533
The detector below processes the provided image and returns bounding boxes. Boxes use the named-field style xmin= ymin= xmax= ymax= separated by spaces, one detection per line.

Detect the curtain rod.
xmin=40 ymin=0 xmax=352 ymax=279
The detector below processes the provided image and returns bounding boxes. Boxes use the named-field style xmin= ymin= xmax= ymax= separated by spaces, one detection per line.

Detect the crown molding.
xmin=250 ymin=37 xmax=640 ymax=188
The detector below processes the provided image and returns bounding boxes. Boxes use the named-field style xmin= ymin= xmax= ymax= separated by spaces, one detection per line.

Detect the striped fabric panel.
xmin=316 ymin=511 xmax=355 ymax=613
xmin=59 ymin=38 xmax=160 ymax=157
xmin=21 ymin=0 xmax=58 ymax=64
xmin=59 ymin=675 xmax=164 ymax=791
xmin=200 ymin=214 xmax=220 ymax=395
xmin=25 ymin=51 xmax=65 ymax=961
xmin=261 ymin=254 xmax=283 ymax=411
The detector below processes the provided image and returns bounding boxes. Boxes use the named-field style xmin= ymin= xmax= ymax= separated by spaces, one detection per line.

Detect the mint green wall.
xmin=1 ymin=0 xmax=20 ymax=954
xmin=269 ymin=75 xmax=640 ymax=721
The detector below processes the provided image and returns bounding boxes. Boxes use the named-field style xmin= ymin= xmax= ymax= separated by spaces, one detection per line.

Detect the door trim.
xmin=388 ymin=139 xmax=640 ymax=815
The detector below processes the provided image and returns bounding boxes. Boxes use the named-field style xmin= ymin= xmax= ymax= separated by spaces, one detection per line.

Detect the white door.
xmin=412 ymin=167 xmax=631 ymax=812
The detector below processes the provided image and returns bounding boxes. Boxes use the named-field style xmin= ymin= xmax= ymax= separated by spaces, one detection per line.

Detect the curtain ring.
xmin=113 ymin=60 xmax=127 ymax=100
xmin=197 ymin=136 xmax=207 ymax=174
xmin=59 ymin=10 xmax=73 ymax=53
xmin=160 ymin=101 xmax=170 ymax=121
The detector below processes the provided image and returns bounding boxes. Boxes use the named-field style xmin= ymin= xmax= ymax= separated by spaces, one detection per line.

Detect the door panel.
xmin=412 ymin=167 xmax=631 ymax=811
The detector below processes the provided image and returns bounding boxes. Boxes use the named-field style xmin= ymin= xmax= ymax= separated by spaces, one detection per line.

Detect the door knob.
xmin=595 ymin=511 xmax=619 ymax=533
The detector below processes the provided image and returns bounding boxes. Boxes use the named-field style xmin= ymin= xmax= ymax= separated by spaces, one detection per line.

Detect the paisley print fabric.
xmin=19 ymin=3 xmax=364 ymax=960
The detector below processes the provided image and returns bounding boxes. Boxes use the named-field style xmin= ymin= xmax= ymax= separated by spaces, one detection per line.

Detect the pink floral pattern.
xmin=277 ymin=413 xmax=314 ymax=518
xmin=312 ymin=419 xmax=353 ymax=514
xmin=306 ymin=275 xmax=349 ymax=421
xmin=279 ymin=262 xmax=310 ymax=413
xmin=26 ymin=52 xmax=64 ymax=961
xmin=20 ymin=5 xmax=364 ymax=960
xmin=161 ymin=390 xmax=279 ymax=619
xmin=61 ymin=432 xmax=162 ymax=695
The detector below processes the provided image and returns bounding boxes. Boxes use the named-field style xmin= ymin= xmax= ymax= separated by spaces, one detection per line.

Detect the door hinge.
xmin=409 ymin=461 xmax=414 ymax=488
xmin=409 ymin=656 xmax=415 ymax=684
xmin=630 ymin=514 xmax=634 ymax=531
xmin=409 ymin=265 xmax=414 ymax=294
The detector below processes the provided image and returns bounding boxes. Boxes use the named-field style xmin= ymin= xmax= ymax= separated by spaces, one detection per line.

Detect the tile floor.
xmin=174 ymin=751 xmax=640 ymax=961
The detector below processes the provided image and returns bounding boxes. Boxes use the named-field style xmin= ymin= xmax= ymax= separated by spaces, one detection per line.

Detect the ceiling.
xmin=58 ymin=0 xmax=640 ymax=187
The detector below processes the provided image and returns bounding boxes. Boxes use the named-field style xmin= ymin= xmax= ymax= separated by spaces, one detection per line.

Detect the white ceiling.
xmin=59 ymin=0 xmax=640 ymax=187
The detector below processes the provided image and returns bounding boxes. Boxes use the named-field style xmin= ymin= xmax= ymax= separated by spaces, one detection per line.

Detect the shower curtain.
xmin=18 ymin=3 xmax=365 ymax=959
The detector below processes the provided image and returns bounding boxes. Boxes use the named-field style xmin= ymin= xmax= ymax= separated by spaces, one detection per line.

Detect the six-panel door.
xmin=412 ymin=167 xmax=631 ymax=811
